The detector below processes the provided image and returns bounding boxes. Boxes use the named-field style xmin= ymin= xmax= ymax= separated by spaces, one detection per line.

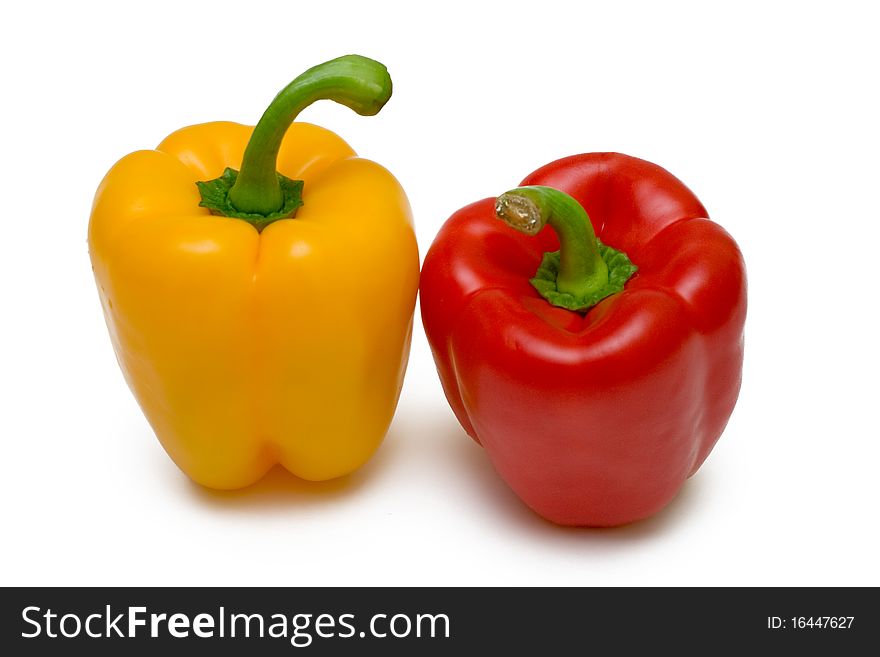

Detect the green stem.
xmin=495 ymin=186 xmax=638 ymax=312
xmin=230 ymin=55 xmax=392 ymax=215
xmin=496 ymin=186 xmax=609 ymax=299
xmin=196 ymin=55 xmax=392 ymax=230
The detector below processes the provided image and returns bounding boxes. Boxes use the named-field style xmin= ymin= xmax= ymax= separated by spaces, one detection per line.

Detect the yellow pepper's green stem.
xmin=228 ymin=55 xmax=392 ymax=215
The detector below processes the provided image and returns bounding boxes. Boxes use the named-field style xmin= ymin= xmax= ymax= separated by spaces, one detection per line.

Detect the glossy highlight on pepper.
xmin=88 ymin=55 xmax=419 ymax=489
xmin=420 ymin=153 xmax=746 ymax=527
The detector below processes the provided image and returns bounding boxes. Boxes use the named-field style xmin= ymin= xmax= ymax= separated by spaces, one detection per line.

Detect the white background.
xmin=2 ymin=1 xmax=878 ymax=586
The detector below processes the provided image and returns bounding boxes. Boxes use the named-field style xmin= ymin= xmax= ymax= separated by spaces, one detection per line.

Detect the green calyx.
xmin=531 ymin=241 xmax=637 ymax=312
xmin=196 ymin=54 xmax=392 ymax=232
xmin=495 ymin=186 xmax=637 ymax=313
xmin=197 ymin=168 xmax=303 ymax=232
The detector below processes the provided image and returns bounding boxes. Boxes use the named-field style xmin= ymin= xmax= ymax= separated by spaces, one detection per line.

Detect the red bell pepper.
xmin=420 ymin=153 xmax=746 ymax=526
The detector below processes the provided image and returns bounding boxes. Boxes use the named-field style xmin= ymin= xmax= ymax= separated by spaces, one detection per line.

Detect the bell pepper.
xmin=88 ymin=55 xmax=419 ymax=489
xmin=420 ymin=153 xmax=746 ymax=526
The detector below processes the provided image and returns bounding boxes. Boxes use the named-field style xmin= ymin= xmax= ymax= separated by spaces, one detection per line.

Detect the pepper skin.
xmin=89 ymin=56 xmax=419 ymax=489
xmin=420 ymin=153 xmax=746 ymax=526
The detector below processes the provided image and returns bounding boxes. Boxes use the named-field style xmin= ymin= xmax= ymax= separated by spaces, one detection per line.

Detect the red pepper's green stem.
xmin=496 ymin=186 xmax=609 ymax=300
xmin=228 ymin=55 xmax=392 ymax=215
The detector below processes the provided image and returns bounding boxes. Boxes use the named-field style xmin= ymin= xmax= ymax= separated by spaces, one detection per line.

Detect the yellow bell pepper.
xmin=88 ymin=55 xmax=419 ymax=489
